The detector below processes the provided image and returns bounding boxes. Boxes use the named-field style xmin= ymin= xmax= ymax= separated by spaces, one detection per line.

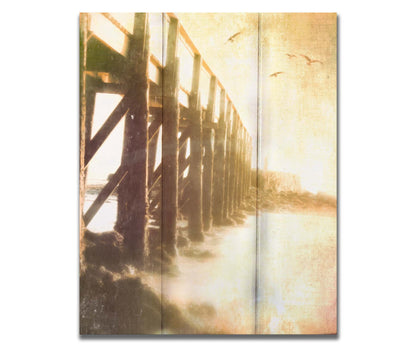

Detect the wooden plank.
xmin=150 ymin=106 xmax=162 ymax=117
xmin=116 ymin=13 xmax=150 ymax=265
xmin=161 ymin=17 xmax=180 ymax=257
xmin=94 ymin=81 xmax=128 ymax=94
xmin=102 ymin=13 xmax=133 ymax=38
xmin=83 ymin=165 xmax=128 ymax=226
xmin=150 ymin=54 xmax=162 ymax=70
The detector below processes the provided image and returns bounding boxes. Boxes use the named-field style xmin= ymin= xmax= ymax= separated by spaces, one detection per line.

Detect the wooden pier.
xmin=80 ymin=13 xmax=253 ymax=266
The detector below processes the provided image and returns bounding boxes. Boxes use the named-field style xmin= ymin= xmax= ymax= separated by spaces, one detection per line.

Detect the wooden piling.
xmin=240 ymin=124 xmax=246 ymax=203
xmin=237 ymin=126 xmax=243 ymax=206
xmin=222 ymin=101 xmax=232 ymax=222
xmin=202 ymin=76 xmax=217 ymax=231
xmin=234 ymin=120 xmax=239 ymax=209
xmin=188 ymin=54 xmax=204 ymax=241
xmin=212 ymin=89 xmax=226 ymax=225
xmin=236 ymin=117 xmax=243 ymax=210
xmin=228 ymin=110 xmax=238 ymax=216
xmin=234 ymin=119 xmax=242 ymax=209
xmin=243 ymin=130 xmax=249 ymax=197
xmin=246 ymin=132 xmax=252 ymax=196
xmin=178 ymin=132 xmax=187 ymax=197
xmin=239 ymin=127 xmax=246 ymax=203
xmin=161 ymin=17 xmax=180 ymax=256
xmin=116 ymin=13 xmax=150 ymax=265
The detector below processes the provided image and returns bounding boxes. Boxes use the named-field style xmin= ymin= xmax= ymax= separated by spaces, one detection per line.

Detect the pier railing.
xmin=80 ymin=13 xmax=253 ymax=264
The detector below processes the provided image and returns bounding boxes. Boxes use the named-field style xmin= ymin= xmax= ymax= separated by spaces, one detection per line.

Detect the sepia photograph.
xmin=79 ymin=12 xmax=337 ymax=335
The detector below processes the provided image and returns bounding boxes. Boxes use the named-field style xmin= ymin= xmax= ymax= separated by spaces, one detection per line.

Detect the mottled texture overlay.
xmin=79 ymin=13 xmax=337 ymax=335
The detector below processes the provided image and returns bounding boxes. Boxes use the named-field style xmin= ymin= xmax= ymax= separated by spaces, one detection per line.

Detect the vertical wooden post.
xmin=85 ymin=77 xmax=97 ymax=147
xmin=222 ymin=100 xmax=232 ymax=222
xmin=237 ymin=126 xmax=244 ymax=207
xmin=240 ymin=125 xmax=246 ymax=206
xmin=247 ymin=133 xmax=252 ymax=196
xmin=228 ymin=110 xmax=238 ymax=216
xmin=188 ymin=54 xmax=203 ymax=241
xmin=243 ymin=130 xmax=249 ymax=198
xmin=79 ymin=13 xmax=88 ymax=273
xmin=233 ymin=115 xmax=241 ymax=213
xmin=234 ymin=119 xmax=242 ymax=209
xmin=162 ymin=17 xmax=180 ymax=256
xmin=116 ymin=13 xmax=150 ymax=265
xmin=202 ymin=76 xmax=217 ymax=231
xmin=240 ymin=124 xmax=246 ymax=203
xmin=239 ymin=128 xmax=245 ymax=202
xmin=212 ymin=89 xmax=226 ymax=225
xmin=239 ymin=123 xmax=245 ymax=204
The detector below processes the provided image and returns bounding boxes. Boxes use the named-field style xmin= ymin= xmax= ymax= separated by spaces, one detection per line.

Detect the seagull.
xmin=225 ymin=31 xmax=242 ymax=43
xmin=286 ymin=53 xmax=297 ymax=59
xmin=300 ymin=54 xmax=323 ymax=65
xmin=269 ymin=71 xmax=284 ymax=77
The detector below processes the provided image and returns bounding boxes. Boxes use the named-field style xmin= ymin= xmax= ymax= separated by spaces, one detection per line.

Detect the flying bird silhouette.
xmin=286 ymin=53 xmax=297 ymax=59
xmin=300 ymin=54 xmax=323 ymax=65
xmin=269 ymin=71 xmax=284 ymax=77
xmin=225 ymin=31 xmax=242 ymax=43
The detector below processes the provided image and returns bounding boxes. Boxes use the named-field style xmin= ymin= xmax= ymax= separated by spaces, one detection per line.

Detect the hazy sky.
xmin=178 ymin=13 xmax=337 ymax=195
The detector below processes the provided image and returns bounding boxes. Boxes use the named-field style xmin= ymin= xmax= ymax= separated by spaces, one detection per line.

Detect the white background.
xmin=1 ymin=0 xmax=415 ymax=345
